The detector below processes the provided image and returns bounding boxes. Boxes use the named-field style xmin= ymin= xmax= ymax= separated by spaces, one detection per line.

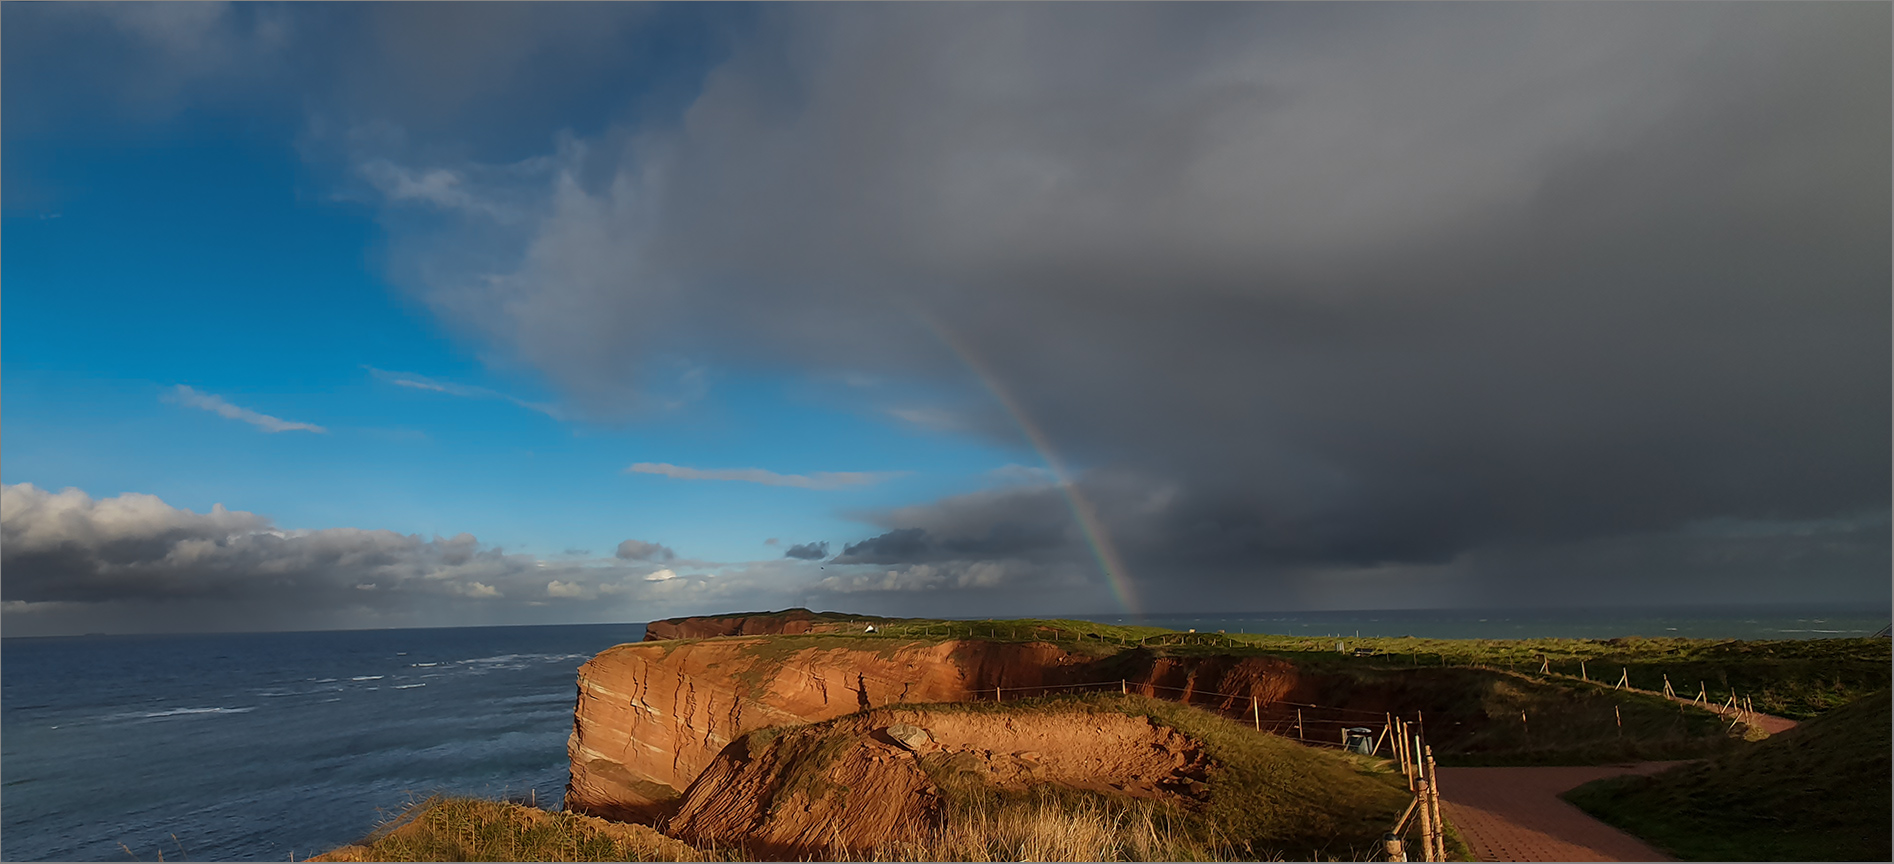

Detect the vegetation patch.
xmin=895 ymin=693 xmax=1413 ymax=860
xmin=310 ymin=797 xmax=720 ymax=862
xmin=1564 ymin=689 xmax=1892 ymax=862
xmin=737 ymin=615 xmax=1890 ymax=720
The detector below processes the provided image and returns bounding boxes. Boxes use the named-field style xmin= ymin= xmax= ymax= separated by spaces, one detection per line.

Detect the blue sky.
xmin=3 ymin=3 xmax=1887 ymax=635
xmin=3 ymin=119 xmax=1032 ymax=561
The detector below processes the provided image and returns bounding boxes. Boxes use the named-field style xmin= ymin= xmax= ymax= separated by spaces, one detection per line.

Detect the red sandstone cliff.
xmin=563 ymin=634 xmax=1303 ymax=821
xmin=665 ymin=706 xmax=1210 ymax=858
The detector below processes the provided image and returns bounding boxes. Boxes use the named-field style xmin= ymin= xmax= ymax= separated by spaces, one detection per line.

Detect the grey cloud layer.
xmin=13 ymin=4 xmax=1886 ymax=611
xmin=615 ymin=538 xmax=675 ymax=561
xmin=0 ymin=484 xmax=790 ymax=633
xmin=0 ymin=483 xmax=1025 ymax=634
xmin=783 ymin=541 xmax=829 ymax=560
xmin=369 ymin=3 xmax=1888 ymax=607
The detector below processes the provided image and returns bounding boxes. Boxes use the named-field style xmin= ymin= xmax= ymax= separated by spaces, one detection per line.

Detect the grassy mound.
xmin=1563 ymin=688 xmax=1892 ymax=861
xmin=1345 ymin=667 xmax=1743 ymax=766
xmin=309 ymin=797 xmax=719 ymax=862
xmin=735 ymin=693 xmax=1414 ymax=861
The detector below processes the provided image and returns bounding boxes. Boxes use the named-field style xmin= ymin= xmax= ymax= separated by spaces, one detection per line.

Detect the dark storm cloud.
xmin=12 ymin=3 xmax=1884 ymax=611
xmin=346 ymin=2 xmax=1887 ymax=608
xmin=783 ymin=541 xmax=830 ymax=560
xmin=836 ymin=529 xmax=929 ymax=564
xmin=615 ymin=538 xmax=676 ymax=561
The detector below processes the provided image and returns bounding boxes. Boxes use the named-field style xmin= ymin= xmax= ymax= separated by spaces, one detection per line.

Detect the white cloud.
xmin=169 ymin=385 xmax=327 ymax=434
xmin=885 ymin=407 xmax=967 ymax=433
xmin=365 ymin=367 xmax=563 ymax=420
xmin=7 ymin=484 xmax=1043 ymax=634
xmin=0 ymin=483 xmax=765 ymax=633
xmin=626 ymin=462 xmax=908 ymax=490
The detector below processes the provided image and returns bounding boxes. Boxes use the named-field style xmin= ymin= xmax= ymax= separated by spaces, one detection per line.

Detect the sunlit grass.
xmin=308 ymin=797 xmax=723 ymax=862
xmin=679 ymin=612 xmax=1888 ymax=721
xmin=1564 ymin=689 xmax=1892 ymax=862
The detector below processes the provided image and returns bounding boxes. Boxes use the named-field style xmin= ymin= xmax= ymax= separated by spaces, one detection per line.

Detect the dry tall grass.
xmin=308 ymin=797 xmax=722 ymax=862
xmin=857 ymin=792 xmax=1245 ymax=862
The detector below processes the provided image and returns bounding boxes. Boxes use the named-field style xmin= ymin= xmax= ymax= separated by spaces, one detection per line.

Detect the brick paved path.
xmin=1437 ymin=763 xmax=1679 ymax=862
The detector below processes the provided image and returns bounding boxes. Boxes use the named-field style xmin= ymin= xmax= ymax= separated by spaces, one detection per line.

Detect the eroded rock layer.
xmin=665 ymin=707 xmax=1212 ymax=858
xmin=563 ymin=634 xmax=1303 ymax=821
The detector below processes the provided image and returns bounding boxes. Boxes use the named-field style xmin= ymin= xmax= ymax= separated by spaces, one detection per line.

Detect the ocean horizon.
xmin=2 ymin=605 xmax=1885 ymax=861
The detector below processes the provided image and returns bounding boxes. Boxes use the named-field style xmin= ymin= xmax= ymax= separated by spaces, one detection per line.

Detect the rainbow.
xmin=917 ymin=315 xmax=1143 ymax=615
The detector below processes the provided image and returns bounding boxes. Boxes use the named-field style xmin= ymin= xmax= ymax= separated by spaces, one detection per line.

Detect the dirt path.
xmin=1437 ymin=763 xmax=1679 ymax=862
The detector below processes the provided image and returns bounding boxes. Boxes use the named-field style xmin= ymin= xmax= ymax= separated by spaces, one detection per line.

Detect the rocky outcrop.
xmin=563 ymin=634 xmax=1304 ymax=822
xmin=642 ymin=609 xmax=853 ymax=641
xmin=565 ymin=637 xmax=1090 ymax=820
xmin=664 ymin=707 xmax=1211 ymax=858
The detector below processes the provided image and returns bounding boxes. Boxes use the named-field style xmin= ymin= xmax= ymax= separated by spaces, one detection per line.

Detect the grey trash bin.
xmin=1343 ymin=726 xmax=1376 ymax=754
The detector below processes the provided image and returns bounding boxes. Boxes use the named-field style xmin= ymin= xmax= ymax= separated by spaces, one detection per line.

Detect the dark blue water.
xmin=1 ymin=623 xmax=644 ymax=862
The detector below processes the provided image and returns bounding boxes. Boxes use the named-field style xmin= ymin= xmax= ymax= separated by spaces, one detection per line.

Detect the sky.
xmin=3 ymin=2 xmax=1888 ymax=637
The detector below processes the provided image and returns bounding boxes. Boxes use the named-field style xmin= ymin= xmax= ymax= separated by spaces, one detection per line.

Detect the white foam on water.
xmin=393 ymin=683 xmax=425 ymax=689
xmin=350 ymin=676 xmax=384 ymax=681
xmin=107 ymin=706 xmax=258 ymax=722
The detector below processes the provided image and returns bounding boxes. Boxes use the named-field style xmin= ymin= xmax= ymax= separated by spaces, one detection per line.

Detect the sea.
xmin=2 ymin=607 xmax=1886 ymax=861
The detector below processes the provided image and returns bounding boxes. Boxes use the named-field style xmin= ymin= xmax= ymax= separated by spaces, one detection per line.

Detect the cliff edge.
xmin=564 ymin=629 xmax=1300 ymax=822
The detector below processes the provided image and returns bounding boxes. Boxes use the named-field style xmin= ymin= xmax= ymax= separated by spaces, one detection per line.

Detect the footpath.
xmin=1437 ymin=763 xmax=1677 ymax=862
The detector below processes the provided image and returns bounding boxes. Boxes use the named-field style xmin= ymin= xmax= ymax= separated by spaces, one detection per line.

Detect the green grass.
xmin=692 ymin=614 xmax=1887 ymax=721
xmin=1563 ymin=689 xmax=1892 ymax=862
xmin=635 ymin=613 xmax=1881 ymax=764
xmin=1308 ymin=666 xmax=1744 ymax=766
xmin=735 ymin=692 xmax=1414 ymax=860
xmin=310 ymin=796 xmax=721 ymax=862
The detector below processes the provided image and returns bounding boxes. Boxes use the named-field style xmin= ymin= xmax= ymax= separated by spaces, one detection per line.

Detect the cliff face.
xmin=665 ymin=707 xmax=1210 ymax=858
xmin=565 ymin=637 xmax=1086 ymax=819
xmin=563 ymin=635 xmax=1304 ymax=821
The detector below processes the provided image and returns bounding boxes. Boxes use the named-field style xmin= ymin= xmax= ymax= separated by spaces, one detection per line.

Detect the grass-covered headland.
xmin=309 ymin=613 xmax=1886 ymax=862
xmin=1563 ymin=688 xmax=1892 ymax=862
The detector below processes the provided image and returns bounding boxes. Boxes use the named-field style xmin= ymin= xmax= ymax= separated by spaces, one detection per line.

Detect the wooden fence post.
xmin=1252 ymin=696 xmax=1260 ymax=731
xmin=1120 ymin=679 xmax=1127 ymax=696
xmin=1425 ymin=746 xmax=1443 ymax=863
xmin=1400 ymin=721 xmax=1413 ymax=790
xmin=1296 ymin=708 xmax=1304 ymax=739
xmin=1580 ymin=659 xmax=1587 ymax=681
